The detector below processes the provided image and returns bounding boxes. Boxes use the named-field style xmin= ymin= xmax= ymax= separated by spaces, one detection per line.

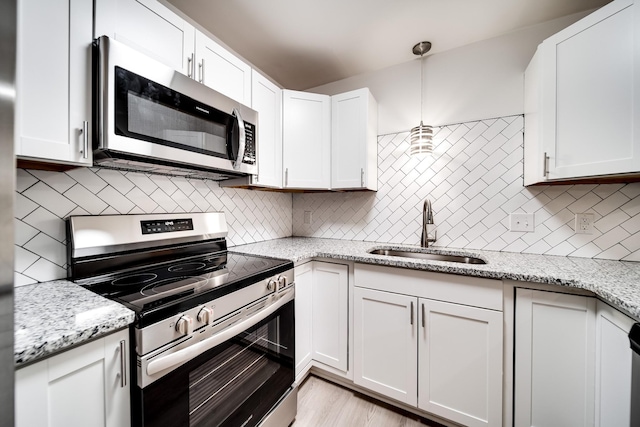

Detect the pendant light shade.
xmin=410 ymin=41 xmax=433 ymax=156
xmin=410 ymin=121 xmax=433 ymax=155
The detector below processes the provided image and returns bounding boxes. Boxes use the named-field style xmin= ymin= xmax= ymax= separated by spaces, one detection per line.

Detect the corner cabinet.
xmin=15 ymin=329 xmax=131 ymax=427
xmin=250 ymin=71 xmax=283 ymax=188
xmin=282 ymin=90 xmax=332 ymax=189
xmin=354 ymin=264 xmax=503 ymax=427
xmin=331 ymin=89 xmax=378 ymax=190
xmin=15 ymin=0 xmax=93 ymax=166
xmin=594 ymin=300 xmax=635 ymax=427
xmin=524 ymin=0 xmax=640 ymax=184
xmin=294 ymin=261 xmax=349 ymax=382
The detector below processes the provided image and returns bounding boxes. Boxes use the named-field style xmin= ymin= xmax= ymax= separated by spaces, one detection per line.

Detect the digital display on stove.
xmin=141 ymin=218 xmax=194 ymax=234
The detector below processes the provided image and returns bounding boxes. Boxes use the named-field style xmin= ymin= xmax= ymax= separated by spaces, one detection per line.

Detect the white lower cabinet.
xmin=15 ymin=329 xmax=130 ymax=427
xmin=294 ymin=262 xmax=313 ymax=378
xmin=418 ymin=299 xmax=503 ymax=427
xmin=294 ymin=261 xmax=349 ymax=382
xmin=353 ymin=264 xmax=504 ymax=426
xmin=353 ymin=287 xmax=418 ymax=406
xmin=595 ymin=300 xmax=635 ymax=427
xmin=514 ymin=289 xmax=596 ymax=427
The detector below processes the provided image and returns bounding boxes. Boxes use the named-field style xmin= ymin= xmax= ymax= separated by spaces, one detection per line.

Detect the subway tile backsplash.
xmin=14 ymin=168 xmax=293 ymax=286
xmin=293 ymin=115 xmax=640 ymax=261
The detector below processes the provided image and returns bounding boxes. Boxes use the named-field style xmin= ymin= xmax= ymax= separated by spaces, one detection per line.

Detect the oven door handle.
xmin=146 ymin=289 xmax=293 ymax=377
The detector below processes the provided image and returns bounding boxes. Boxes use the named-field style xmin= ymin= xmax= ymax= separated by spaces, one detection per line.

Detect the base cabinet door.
xmin=514 ymin=289 xmax=596 ymax=427
xmin=418 ymin=299 xmax=503 ymax=427
xmin=294 ymin=262 xmax=313 ymax=380
xmin=15 ymin=329 xmax=130 ymax=427
xmin=312 ymin=262 xmax=348 ymax=372
xmin=595 ymin=300 xmax=635 ymax=427
xmin=353 ymin=287 xmax=417 ymax=406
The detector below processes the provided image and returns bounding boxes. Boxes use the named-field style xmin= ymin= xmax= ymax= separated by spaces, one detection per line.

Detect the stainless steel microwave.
xmin=93 ymin=36 xmax=258 ymax=180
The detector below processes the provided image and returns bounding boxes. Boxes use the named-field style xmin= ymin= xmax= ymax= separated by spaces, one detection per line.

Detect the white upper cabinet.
xmin=16 ymin=0 xmax=93 ymax=166
xmin=524 ymin=0 xmax=640 ymax=184
xmin=94 ymin=0 xmax=195 ymax=76
xmin=195 ymin=30 xmax=252 ymax=106
xmin=331 ymin=88 xmax=378 ymax=190
xmin=250 ymin=71 xmax=283 ymax=187
xmin=282 ymin=90 xmax=331 ymax=189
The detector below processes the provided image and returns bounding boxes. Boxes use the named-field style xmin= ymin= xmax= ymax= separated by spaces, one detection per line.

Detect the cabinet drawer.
xmin=354 ymin=263 xmax=502 ymax=311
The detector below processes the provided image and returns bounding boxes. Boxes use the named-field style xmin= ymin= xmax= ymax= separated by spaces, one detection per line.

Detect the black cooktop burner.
xmin=82 ymin=251 xmax=292 ymax=327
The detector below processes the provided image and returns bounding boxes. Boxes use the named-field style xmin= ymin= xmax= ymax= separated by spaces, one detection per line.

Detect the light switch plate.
xmin=510 ymin=213 xmax=535 ymax=232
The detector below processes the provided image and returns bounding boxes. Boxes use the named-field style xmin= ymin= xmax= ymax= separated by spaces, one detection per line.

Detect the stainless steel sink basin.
xmin=368 ymin=249 xmax=487 ymax=264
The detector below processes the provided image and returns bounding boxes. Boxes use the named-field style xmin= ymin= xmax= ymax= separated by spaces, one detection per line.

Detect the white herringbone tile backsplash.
xmin=293 ymin=115 xmax=640 ymax=262
xmin=14 ymin=168 xmax=292 ymax=286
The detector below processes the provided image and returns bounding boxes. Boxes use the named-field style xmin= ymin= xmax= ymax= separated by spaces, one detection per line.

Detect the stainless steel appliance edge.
xmin=0 ymin=0 xmax=16 ymax=425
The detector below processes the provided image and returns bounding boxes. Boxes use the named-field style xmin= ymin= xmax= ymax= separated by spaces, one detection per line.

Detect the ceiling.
xmin=165 ymin=0 xmax=611 ymax=90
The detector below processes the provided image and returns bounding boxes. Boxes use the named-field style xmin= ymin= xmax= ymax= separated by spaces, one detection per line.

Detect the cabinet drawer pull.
xmin=421 ymin=303 xmax=425 ymax=328
xmin=410 ymin=301 xmax=414 ymax=325
xmin=187 ymin=53 xmax=194 ymax=78
xmin=119 ymin=340 xmax=126 ymax=388
xmin=543 ymin=152 xmax=549 ymax=178
xmin=198 ymin=60 xmax=204 ymax=83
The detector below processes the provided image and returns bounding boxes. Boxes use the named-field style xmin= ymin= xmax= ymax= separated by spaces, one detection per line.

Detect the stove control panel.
xmin=135 ymin=268 xmax=295 ymax=356
xmin=141 ymin=218 xmax=194 ymax=234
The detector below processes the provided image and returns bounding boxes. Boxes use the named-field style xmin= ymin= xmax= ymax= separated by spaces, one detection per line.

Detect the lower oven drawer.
xmin=133 ymin=298 xmax=295 ymax=427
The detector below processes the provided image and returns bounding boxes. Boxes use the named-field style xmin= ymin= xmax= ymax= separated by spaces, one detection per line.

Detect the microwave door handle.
xmin=146 ymin=289 xmax=293 ymax=377
xmin=232 ymin=108 xmax=246 ymax=170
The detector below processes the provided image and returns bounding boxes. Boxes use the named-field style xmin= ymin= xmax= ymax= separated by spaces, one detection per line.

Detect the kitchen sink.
xmin=367 ymin=248 xmax=487 ymax=264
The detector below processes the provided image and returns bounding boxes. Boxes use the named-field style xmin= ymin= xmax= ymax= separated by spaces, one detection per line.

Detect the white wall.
xmin=309 ymin=10 xmax=593 ymax=135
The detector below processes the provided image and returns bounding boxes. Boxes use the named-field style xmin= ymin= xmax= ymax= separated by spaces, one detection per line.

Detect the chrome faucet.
xmin=421 ymin=199 xmax=436 ymax=247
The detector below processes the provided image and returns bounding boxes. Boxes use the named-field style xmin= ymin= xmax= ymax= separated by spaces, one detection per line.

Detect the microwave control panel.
xmin=243 ymin=121 xmax=256 ymax=164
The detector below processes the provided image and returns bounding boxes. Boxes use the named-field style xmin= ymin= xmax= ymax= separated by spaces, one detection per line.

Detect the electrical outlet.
xmin=510 ymin=213 xmax=535 ymax=232
xmin=303 ymin=211 xmax=312 ymax=225
xmin=575 ymin=213 xmax=594 ymax=234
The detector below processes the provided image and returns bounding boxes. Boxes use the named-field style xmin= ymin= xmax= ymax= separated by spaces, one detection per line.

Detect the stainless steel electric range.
xmin=66 ymin=212 xmax=296 ymax=427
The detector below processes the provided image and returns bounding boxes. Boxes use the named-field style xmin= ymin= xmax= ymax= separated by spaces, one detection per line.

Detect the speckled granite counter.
xmin=230 ymin=237 xmax=640 ymax=320
xmin=14 ymin=280 xmax=135 ymax=367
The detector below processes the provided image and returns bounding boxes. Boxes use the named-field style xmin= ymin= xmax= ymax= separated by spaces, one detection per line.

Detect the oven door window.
xmin=134 ymin=300 xmax=294 ymax=427
xmin=114 ymin=66 xmax=241 ymax=161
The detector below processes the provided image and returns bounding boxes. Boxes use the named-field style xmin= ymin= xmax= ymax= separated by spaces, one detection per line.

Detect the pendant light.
xmin=410 ymin=41 xmax=433 ymax=156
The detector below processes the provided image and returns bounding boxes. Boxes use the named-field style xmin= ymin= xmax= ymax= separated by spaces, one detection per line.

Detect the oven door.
xmin=133 ymin=295 xmax=294 ymax=427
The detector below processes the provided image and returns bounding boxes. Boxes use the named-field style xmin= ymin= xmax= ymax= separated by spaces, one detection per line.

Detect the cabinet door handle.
xmin=421 ymin=303 xmax=425 ymax=328
xmin=410 ymin=301 xmax=414 ymax=325
xmin=361 ymin=168 xmax=364 ymax=187
xmin=118 ymin=340 xmax=127 ymax=388
xmin=187 ymin=53 xmax=194 ymax=78
xmin=198 ymin=59 xmax=205 ymax=84
xmin=80 ymin=121 xmax=89 ymax=159
xmin=543 ymin=152 xmax=549 ymax=178
xmin=285 ymin=168 xmax=289 ymax=187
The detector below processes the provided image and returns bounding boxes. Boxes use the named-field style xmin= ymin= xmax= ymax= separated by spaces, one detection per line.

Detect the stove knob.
xmin=197 ymin=307 xmax=214 ymax=325
xmin=267 ymin=278 xmax=277 ymax=292
xmin=175 ymin=315 xmax=194 ymax=336
xmin=277 ymin=275 xmax=287 ymax=290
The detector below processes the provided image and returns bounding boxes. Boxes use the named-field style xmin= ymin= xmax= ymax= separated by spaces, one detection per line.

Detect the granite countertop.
xmin=230 ymin=237 xmax=640 ymax=320
xmin=14 ymin=280 xmax=135 ymax=367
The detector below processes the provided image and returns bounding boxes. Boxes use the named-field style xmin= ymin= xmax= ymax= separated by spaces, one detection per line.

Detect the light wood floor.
xmin=292 ymin=375 xmax=440 ymax=427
